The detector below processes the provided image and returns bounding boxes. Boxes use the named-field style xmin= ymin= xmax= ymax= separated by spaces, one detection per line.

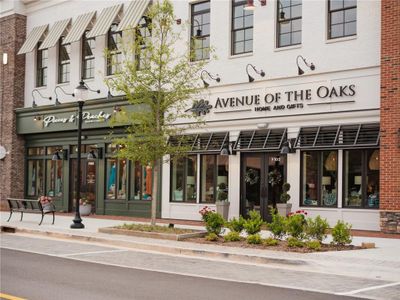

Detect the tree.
xmin=106 ymin=0 xmax=209 ymax=225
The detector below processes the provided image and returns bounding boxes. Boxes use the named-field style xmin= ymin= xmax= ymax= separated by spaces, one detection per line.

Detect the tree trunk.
xmin=150 ymin=160 xmax=159 ymax=225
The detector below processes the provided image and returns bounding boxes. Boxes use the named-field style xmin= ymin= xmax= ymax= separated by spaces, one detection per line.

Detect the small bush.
xmin=306 ymin=240 xmax=321 ymax=251
xmin=287 ymin=237 xmax=304 ymax=248
xmin=280 ymin=182 xmax=291 ymax=203
xmin=224 ymin=231 xmax=241 ymax=242
xmin=226 ymin=216 xmax=245 ymax=233
xmin=268 ymin=210 xmax=286 ymax=239
xmin=332 ymin=220 xmax=352 ymax=246
xmin=205 ymin=233 xmax=219 ymax=241
xmin=285 ymin=214 xmax=306 ymax=239
xmin=306 ymin=216 xmax=329 ymax=242
xmin=247 ymin=234 xmax=262 ymax=244
xmin=204 ymin=212 xmax=225 ymax=235
xmin=243 ymin=210 xmax=264 ymax=235
xmin=263 ymin=237 xmax=279 ymax=246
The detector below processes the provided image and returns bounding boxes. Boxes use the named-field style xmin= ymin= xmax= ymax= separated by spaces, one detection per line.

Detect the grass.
xmin=116 ymin=223 xmax=196 ymax=234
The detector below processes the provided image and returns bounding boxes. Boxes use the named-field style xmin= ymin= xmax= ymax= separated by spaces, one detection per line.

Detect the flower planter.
xmin=277 ymin=203 xmax=292 ymax=217
xmin=79 ymin=204 xmax=92 ymax=216
xmin=216 ymin=201 xmax=230 ymax=220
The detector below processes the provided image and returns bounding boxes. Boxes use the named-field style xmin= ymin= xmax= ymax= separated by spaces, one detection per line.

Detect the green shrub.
xmin=306 ymin=216 xmax=329 ymax=242
xmin=263 ymin=237 xmax=279 ymax=246
xmin=243 ymin=210 xmax=264 ymax=235
xmin=332 ymin=220 xmax=352 ymax=246
xmin=226 ymin=216 xmax=245 ymax=233
xmin=287 ymin=237 xmax=304 ymax=248
xmin=306 ymin=240 xmax=321 ymax=251
xmin=224 ymin=231 xmax=241 ymax=242
xmin=247 ymin=234 xmax=262 ymax=244
xmin=268 ymin=210 xmax=286 ymax=239
xmin=204 ymin=212 xmax=225 ymax=235
xmin=285 ymin=214 xmax=306 ymax=239
xmin=280 ymin=182 xmax=291 ymax=203
xmin=205 ymin=233 xmax=219 ymax=241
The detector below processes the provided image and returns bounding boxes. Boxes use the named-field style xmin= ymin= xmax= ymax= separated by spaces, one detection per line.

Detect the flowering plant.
xmin=79 ymin=197 xmax=93 ymax=206
xmin=287 ymin=210 xmax=308 ymax=218
xmin=38 ymin=195 xmax=52 ymax=205
xmin=199 ymin=206 xmax=215 ymax=222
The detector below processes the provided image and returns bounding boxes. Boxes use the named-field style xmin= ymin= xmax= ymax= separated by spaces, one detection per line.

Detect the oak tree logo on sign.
xmin=186 ymin=99 xmax=212 ymax=116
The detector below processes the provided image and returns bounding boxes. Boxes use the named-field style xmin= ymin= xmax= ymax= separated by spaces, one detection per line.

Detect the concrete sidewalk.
xmin=2 ymin=212 xmax=400 ymax=283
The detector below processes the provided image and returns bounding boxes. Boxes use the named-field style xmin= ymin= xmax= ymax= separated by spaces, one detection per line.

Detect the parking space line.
xmin=61 ymin=249 xmax=129 ymax=257
xmin=337 ymin=281 xmax=400 ymax=296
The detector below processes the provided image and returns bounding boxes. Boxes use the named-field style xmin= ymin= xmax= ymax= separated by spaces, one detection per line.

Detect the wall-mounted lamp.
xmin=54 ymin=86 xmax=75 ymax=105
xmin=296 ymin=55 xmax=315 ymax=75
xmin=246 ymin=64 xmax=265 ymax=82
xmin=244 ymin=0 xmax=266 ymax=11
xmin=83 ymin=81 xmax=101 ymax=95
xmin=280 ymin=138 xmax=296 ymax=154
xmin=32 ymin=89 xmax=52 ymax=108
xmin=87 ymin=148 xmax=103 ymax=160
xmin=220 ymin=141 xmax=236 ymax=156
xmin=3 ymin=53 xmax=8 ymax=65
xmin=200 ymin=70 xmax=220 ymax=88
xmin=33 ymin=115 xmax=42 ymax=121
xmin=52 ymin=151 xmax=62 ymax=161
xmin=106 ymin=78 xmax=117 ymax=100
xmin=87 ymin=150 xmax=97 ymax=161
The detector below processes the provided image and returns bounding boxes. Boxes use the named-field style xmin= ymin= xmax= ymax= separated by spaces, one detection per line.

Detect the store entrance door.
xmin=69 ymin=159 xmax=96 ymax=212
xmin=241 ymin=153 xmax=286 ymax=221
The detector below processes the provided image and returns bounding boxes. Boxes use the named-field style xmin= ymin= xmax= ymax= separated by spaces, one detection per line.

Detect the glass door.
xmin=241 ymin=153 xmax=286 ymax=221
xmin=70 ymin=159 xmax=96 ymax=211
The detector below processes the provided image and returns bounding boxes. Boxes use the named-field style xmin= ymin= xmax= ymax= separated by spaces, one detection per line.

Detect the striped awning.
xmin=39 ymin=18 xmax=71 ymax=49
xmin=117 ymin=0 xmax=151 ymax=31
xmin=17 ymin=24 xmax=48 ymax=54
xmin=63 ymin=11 xmax=96 ymax=44
xmin=86 ymin=4 xmax=123 ymax=38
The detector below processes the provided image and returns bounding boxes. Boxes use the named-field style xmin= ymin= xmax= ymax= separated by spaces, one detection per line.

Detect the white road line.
xmin=61 ymin=249 xmax=129 ymax=257
xmin=337 ymin=281 xmax=400 ymax=296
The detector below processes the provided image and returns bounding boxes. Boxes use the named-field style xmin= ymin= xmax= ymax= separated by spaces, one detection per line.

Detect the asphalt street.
xmin=1 ymin=233 xmax=399 ymax=300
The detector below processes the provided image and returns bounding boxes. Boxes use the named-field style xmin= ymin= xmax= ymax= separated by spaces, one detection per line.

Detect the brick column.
xmin=380 ymin=1 xmax=400 ymax=233
xmin=0 ymin=14 xmax=26 ymax=210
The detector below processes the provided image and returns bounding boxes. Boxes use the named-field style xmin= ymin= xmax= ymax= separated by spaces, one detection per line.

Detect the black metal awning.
xmin=233 ymin=128 xmax=287 ymax=152
xmin=169 ymin=132 xmax=229 ymax=153
xmin=295 ymin=123 xmax=380 ymax=149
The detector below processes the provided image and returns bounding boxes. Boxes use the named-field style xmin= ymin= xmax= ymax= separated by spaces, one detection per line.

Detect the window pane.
xmin=171 ymin=158 xmax=184 ymax=201
xmin=106 ymin=159 xmax=117 ymax=199
xmin=46 ymin=160 xmax=63 ymax=197
xmin=345 ymin=8 xmax=356 ymax=22
xmin=244 ymin=40 xmax=253 ymax=52
xmin=28 ymin=147 xmax=45 ymax=156
xmin=193 ymin=2 xmax=210 ymax=12
xmin=367 ymin=150 xmax=379 ymax=208
xmin=344 ymin=21 xmax=356 ymax=36
xmin=201 ymin=155 xmax=215 ymax=203
xmin=27 ymin=160 xmax=44 ymax=197
xmin=292 ymin=18 xmax=302 ymax=31
xmin=291 ymin=4 xmax=302 ymax=19
xmin=302 ymin=152 xmax=318 ymax=206
xmin=292 ymin=31 xmax=302 ymax=44
xmin=330 ymin=0 xmax=344 ymax=10
xmin=234 ymin=41 xmax=244 ymax=54
xmin=344 ymin=0 xmax=356 ymax=8
xmin=117 ymin=160 xmax=127 ymax=199
xmin=279 ymin=33 xmax=291 ymax=47
xmin=279 ymin=22 xmax=291 ymax=34
xmin=234 ymin=18 xmax=243 ymax=30
xmin=130 ymin=162 xmax=142 ymax=200
xmin=142 ymin=165 xmax=152 ymax=200
xmin=244 ymin=15 xmax=253 ymax=27
xmin=331 ymin=11 xmax=344 ymax=25
xmin=217 ymin=156 xmax=229 ymax=201
xmin=186 ymin=156 xmax=197 ymax=203
xmin=234 ymin=6 xmax=243 ymax=18
xmin=234 ymin=30 xmax=245 ymax=42
xmin=244 ymin=28 xmax=253 ymax=40
xmin=330 ymin=24 xmax=344 ymax=38
xmin=322 ymin=151 xmax=337 ymax=206
xmin=343 ymin=150 xmax=362 ymax=207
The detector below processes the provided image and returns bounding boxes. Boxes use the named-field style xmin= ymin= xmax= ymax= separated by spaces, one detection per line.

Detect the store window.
xmin=301 ymin=151 xmax=338 ymax=207
xmin=277 ymin=0 xmax=302 ymax=48
xmin=36 ymin=43 xmax=48 ymax=87
xmin=106 ymin=158 xmax=127 ymax=200
xmin=170 ymin=155 xmax=197 ymax=202
xmin=27 ymin=160 xmax=45 ymax=197
xmin=107 ymin=23 xmax=122 ymax=75
xmin=130 ymin=162 xmax=153 ymax=201
xmin=58 ymin=36 xmax=71 ymax=83
xmin=190 ymin=1 xmax=210 ymax=61
xmin=343 ymin=149 xmax=379 ymax=208
xmin=200 ymin=155 xmax=229 ymax=203
xmin=232 ymin=0 xmax=253 ymax=55
xmin=82 ymin=31 xmax=95 ymax=79
xmin=328 ymin=0 xmax=357 ymax=39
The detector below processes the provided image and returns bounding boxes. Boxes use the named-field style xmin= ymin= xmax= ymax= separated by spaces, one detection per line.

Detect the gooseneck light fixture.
xmin=52 ymin=150 xmax=62 ymax=161
xmin=246 ymin=63 xmax=265 ymax=82
xmin=280 ymin=138 xmax=296 ymax=154
xmin=200 ymin=70 xmax=221 ymax=88
xmin=296 ymin=55 xmax=315 ymax=75
xmin=54 ymin=86 xmax=75 ymax=105
xmin=244 ymin=0 xmax=267 ymax=11
xmin=32 ymin=89 xmax=52 ymax=108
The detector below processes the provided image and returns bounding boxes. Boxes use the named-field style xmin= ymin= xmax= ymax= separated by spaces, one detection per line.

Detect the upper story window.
xmin=136 ymin=16 xmax=152 ymax=70
xmin=107 ymin=23 xmax=122 ymax=75
xmin=82 ymin=31 xmax=95 ymax=79
xmin=36 ymin=43 xmax=48 ymax=87
xmin=277 ymin=0 xmax=302 ymax=48
xmin=190 ymin=1 xmax=210 ymax=61
xmin=232 ymin=0 xmax=253 ymax=55
xmin=58 ymin=37 xmax=71 ymax=83
xmin=328 ymin=0 xmax=357 ymax=39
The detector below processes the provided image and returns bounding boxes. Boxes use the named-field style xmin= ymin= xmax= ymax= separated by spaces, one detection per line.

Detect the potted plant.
xmin=216 ymin=182 xmax=230 ymax=220
xmin=38 ymin=195 xmax=54 ymax=212
xmin=277 ymin=182 xmax=292 ymax=216
xmin=79 ymin=196 xmax=93 ymax=216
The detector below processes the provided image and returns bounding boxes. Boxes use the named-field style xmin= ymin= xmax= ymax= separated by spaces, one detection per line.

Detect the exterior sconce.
xmin=3 ymin=53 xmax=8 ymax=65
xmin=87 ymin=150 xmax=97 ymax=161
xmin=297 ymin=55 xmax=315 ymax=75
xmin=32 ymin=89 xmax=52 ymax=107
xmin=200 ymin=70 xmax=221 ymax=88
xmin=54 ymin=86 xmax=75 ymax=105
xmin=246 ymin=63 xmax=265 ymax=82
xmin=244 ymin=0 xmax=266 ymax=11
xmin=33 ymin=115 xmax=42 ymax=121
xmin=280 ymin=138 xmax=296 ymax=154
xmin=52 ymin=151 xmax=62 ymax=161
xmin=220 ymin=141 xmax=236 ymax=156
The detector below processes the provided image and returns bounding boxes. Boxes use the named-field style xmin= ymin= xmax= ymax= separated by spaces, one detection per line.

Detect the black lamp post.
xmin=70 ymin=80 xmax=89 ymax=229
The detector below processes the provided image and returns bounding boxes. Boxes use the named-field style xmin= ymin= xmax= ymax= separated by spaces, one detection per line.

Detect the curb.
xmin=9 ymin=227 xmax=308 ymax=266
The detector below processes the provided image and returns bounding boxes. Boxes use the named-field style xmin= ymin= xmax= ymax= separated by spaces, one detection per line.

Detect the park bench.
xmin=6 ymin=198 xmax=55 ymax=225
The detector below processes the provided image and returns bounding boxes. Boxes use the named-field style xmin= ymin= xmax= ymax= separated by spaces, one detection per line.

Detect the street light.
xmin=70 ymin=80 xmax=88 ymax=229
